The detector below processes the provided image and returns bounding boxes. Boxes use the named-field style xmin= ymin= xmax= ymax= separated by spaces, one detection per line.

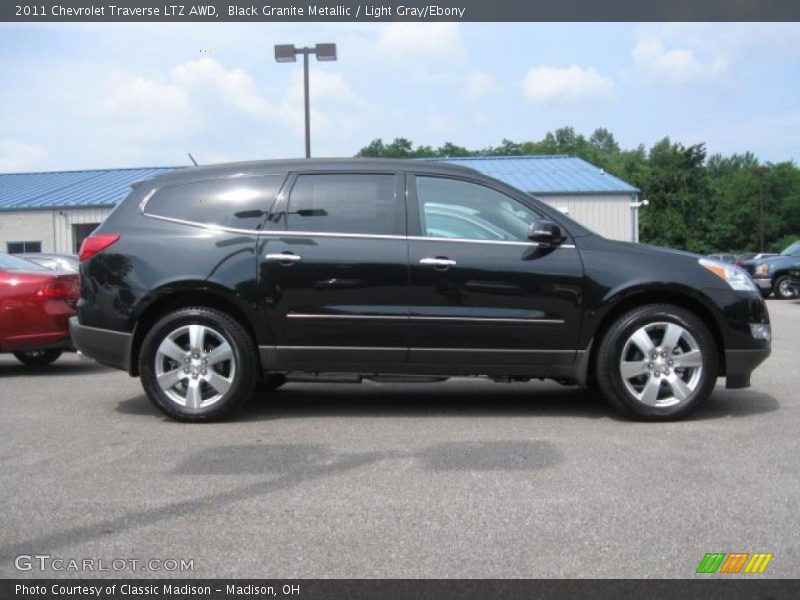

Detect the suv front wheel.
xmin=773 ymin=275 xmax=796 ymax=300
xmin=596 ymin=304 xmax=718 ymax=421
xmin=138 ymin=307 xmax=256 ymax=421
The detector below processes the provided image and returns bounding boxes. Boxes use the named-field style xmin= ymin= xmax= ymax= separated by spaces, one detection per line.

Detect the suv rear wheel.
xmin=138 ymin=307 xmax=256 ymax=421
xmin=596 ymin=304 xmax=718 ymax=421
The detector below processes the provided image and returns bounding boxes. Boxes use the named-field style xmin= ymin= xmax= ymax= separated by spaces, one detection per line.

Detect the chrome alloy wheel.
xmin=619 ymin=322 xmax=703 ymax=408
xmin=777 ymin=278 xmax=795 ymax=298
xmin=154 ymin=324 xmax=236 ymax=409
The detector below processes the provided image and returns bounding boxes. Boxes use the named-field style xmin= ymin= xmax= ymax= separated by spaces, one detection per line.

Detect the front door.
xmin=258 ymin=171 xmax=408 ymax=366
xmin=405 ymin=174 xmax=584 ymax=367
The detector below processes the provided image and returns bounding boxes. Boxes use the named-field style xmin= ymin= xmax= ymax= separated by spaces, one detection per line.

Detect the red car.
xmin=0 ymin=253 xmax=79 ymax=366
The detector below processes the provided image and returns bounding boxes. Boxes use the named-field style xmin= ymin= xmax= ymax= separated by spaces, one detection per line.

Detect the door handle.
xmin=420 ymin=257 xmax=457 ymax=269
xmin=265 ymin=252 xmax=302 ymax=264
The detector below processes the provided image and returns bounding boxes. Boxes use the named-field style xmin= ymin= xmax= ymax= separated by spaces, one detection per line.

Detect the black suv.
xmin=70 ymin=159 xmax=771 ymax=422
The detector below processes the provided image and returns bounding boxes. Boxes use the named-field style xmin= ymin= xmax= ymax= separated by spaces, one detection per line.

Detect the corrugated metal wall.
xmin=53 ymin=207 xmax=113 ymax=253
xmin=0 ymin=210 xmax=56 ymax=253
xmin=0 ymin=207 xmax=112 ymax=254
xmin=537 ymin=193 xmax=634 ymax=241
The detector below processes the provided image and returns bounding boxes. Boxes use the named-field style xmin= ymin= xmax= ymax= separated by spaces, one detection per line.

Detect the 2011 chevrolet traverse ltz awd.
xmin=70 ymin=159 xmax=771 ymax=421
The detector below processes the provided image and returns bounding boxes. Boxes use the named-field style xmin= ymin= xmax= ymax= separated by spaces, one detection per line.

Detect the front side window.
xmin=415 ymin=176 xmax=541 ymax=242
xmin=145 ymin=174 xmax=286 ymax=231
xmin=285 ymin=173 xmax=397 ymax=235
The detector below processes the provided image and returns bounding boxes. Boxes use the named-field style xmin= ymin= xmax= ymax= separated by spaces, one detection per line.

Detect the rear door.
xmin=258 ymin=171 xmax=408 ymax=366
xmin=405 ymin=173 xmax=584 ymax=367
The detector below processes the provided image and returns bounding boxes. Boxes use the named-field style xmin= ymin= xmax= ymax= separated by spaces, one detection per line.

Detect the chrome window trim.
xmin=139 ymin=212 xmax=576 ymax=248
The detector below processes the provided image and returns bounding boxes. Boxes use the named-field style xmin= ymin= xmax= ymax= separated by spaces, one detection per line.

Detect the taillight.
xmin=79 ymin=234 xmax=120 ymax=262
xmin=36 ymin=276 xmax=80 ymax=301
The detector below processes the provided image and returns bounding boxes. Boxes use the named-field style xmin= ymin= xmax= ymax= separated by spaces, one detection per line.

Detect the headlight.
xmin=755 ymin=263 xmax=770 ymax=276
xmin=699 ymin=258 xmax=758 ymax=292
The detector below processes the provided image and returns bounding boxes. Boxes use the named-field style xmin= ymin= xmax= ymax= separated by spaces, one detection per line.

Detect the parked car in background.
xmin=735 ymin=252 xmax=777 ymax=267
xmin=71 ymin=158 xmax=771 ymax=423
xmin=741 ymin=240 xmax=800 ymax=299
xmin=21 ymin=253 xmax=79 ymax=273
xmin=0 ymin=253 xmax=80 ymax=366
xmin=707 ymin=253 xmax=737 ymax=264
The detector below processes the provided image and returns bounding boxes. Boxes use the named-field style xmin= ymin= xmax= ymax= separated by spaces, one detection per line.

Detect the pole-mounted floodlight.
xmin=314 ymin=43 xmax=337 ymax=61
xmin=274 ymin=44 xmax=297 ymax=63
xmin=274 ymin=43 xmax=338 ymax=158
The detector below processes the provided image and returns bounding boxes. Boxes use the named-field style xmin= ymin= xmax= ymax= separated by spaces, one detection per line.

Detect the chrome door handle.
xmin=265 ymin=253 xmax=302 ymax=264
xmin=420 ymin=257 xmax=457 ymax=269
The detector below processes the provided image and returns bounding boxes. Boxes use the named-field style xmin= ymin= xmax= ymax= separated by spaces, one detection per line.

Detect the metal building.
xmin=436 ymin=156 xmax=641 ymax=242
xmin=0 ymin=167 xmax=174 ymax=254
xmin=0 ymin=156 xmax=640 ymax=255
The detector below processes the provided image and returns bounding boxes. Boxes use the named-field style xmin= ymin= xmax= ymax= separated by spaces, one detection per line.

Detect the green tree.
xmin=355 ymin=130 xmax=800 ymax=252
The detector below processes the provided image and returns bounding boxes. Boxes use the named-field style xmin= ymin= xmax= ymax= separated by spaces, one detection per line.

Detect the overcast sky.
xmin=1 ymin=22 xmax=798 ymax=172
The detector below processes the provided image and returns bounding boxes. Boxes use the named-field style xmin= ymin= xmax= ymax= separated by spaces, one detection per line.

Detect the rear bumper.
xmin=725 ymin=348 xmax=771 ymax=389
xmin=69 ymin=317 xmax=132 ymax=372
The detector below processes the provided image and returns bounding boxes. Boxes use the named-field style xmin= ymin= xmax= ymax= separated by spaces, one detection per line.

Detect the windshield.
xmin=780 ymin=241 xmax=800 ymax=256
xmin=0 ymin=253 xmax=52 ymax=272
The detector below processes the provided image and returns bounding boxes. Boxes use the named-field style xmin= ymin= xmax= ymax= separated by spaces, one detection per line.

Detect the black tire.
xmin=773 ymin=275 xmax=795 ymax=300
xmin=595 ymin=304 xmax=718 ymax=421
xmin=256 ymin=373 xmax=287 ymax=393
xmin=760 ymin=288 xmax=772 ymax=299
xmin=13 ymin=349 xmax=63 ymax=367
xmin=138 ymin=307 xmax=257 ymax=422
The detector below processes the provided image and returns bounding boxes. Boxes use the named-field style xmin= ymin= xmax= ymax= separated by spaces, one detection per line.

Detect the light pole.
xmin=274 ymin=43 xmax=337 ymax=159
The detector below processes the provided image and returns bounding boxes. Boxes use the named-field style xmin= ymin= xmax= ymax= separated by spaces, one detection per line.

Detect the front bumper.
xmin=725 ymin=348 xmax=771 ymax=389
xmin=69 ymin=317 xmax=132 ymax=372
xmin=789 ymin=271 xmax=800 ymax=292
xmin=752 ymin=277 xmax=772 ymax=291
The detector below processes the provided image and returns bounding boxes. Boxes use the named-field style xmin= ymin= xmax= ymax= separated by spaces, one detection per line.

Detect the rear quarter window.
xmin=144 ymin=174 xmax=286 ymax=231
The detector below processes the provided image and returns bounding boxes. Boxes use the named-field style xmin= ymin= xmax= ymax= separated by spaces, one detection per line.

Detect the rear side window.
xmin=145 ymin=174 xmax=285 ymax=231
xmin=285 ymin=174 xmax=397 ymax=235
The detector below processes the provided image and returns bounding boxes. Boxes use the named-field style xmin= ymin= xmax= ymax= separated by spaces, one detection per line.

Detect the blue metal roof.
xmin=0 ymin=156 xmax=637 ymax=210
xmin=0 ymin=167 xmax=180 ymax=210
xmin=434 ymin=155 xmax=639 ymax=194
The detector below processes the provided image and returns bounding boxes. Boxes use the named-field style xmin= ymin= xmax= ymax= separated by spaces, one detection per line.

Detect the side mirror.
xmin=528 ymin=219 xmax=563 ymax=245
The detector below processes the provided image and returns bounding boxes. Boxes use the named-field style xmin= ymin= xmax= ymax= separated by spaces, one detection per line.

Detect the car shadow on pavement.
xmin=0 ymin=359 xmax=111 ymax=378
xmin=0 ymin=439 xmax=561 ymax=561
xmin=116 ymin=384 xmax=616 ymax=421
xmin=689 ymin=389 xmax=780 ymax=421
xmin=177 ymin=440 xmax=562 ymax=475
xmin=116 ymin=383 xmax=779 ymax=422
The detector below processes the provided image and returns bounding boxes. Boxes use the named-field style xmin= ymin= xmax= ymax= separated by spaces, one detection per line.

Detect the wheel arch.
xmin=584 ymin=287 xmax=727 ymax=386
xmin=128 ymin=282 xmax=263 ymax=376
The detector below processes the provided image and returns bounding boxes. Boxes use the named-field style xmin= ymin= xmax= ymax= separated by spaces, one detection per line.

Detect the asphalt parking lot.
xmin=1 ymin=299 xmax=798 ymax=579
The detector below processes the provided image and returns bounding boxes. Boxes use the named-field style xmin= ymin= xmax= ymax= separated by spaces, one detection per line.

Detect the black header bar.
xmin=3 ymin=0 xmax=800 ymax=22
